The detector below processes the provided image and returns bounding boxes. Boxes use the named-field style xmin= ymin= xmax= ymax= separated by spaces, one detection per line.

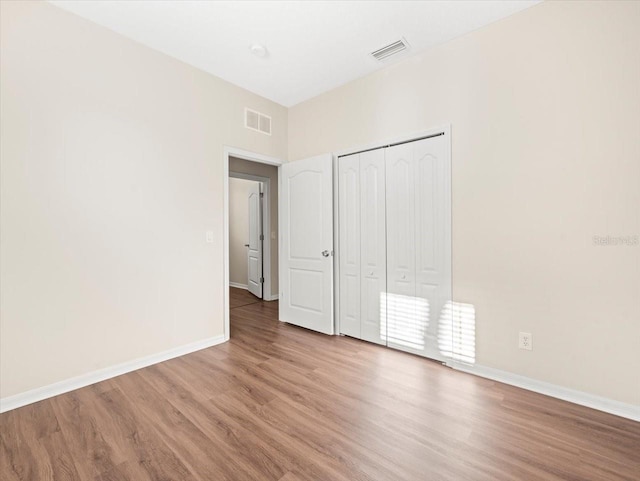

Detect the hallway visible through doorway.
xmin=230 ymin=286 xmax=264 ymax=310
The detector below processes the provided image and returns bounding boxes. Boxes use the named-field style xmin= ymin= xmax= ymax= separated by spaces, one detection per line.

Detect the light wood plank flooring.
xmin=1 ymin=288 xmax=639 ymax=480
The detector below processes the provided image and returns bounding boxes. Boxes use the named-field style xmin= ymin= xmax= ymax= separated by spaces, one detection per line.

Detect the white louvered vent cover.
xmin=245 ymin=108 xmax=272 ymax=135
xmin=371 ymin=38 xmax=409 ymax=61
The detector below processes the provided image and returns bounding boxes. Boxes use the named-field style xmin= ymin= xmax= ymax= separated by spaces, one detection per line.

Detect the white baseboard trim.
xmin=448 ymin=361 xmax=640 ymax=422
xmin=0 ymin=335 xmax=226 ymax=413
xmin=264 ymin=294 xmax=279 ymax=301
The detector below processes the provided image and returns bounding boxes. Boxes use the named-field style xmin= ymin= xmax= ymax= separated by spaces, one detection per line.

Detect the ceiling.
xmin=49 ymin=1 xmax=541 ymax=107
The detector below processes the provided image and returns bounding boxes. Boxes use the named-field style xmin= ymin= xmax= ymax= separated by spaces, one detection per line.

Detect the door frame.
xmin=224 ymin=147 xmax=283 ymax=341
xmin=332 ymin=124 xmax=452 ymax=338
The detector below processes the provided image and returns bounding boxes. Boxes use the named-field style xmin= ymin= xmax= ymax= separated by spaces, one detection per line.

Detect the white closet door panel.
xmin=417 ymin=281 xmax=440 ymax=357
xmin=415 ymin=153 xmax=437 ymax=273
xmin=338 ymin=154 xmax=360 ymax=338
xmin=360 ymin=149 xmax=386 ymax=345
xmin=360 ymin=150 xmax=385 ymax=270
xmin=414 ymin=136 xmax=447 ymax=282
xmin=341 ymin=158 xmax=360 ymax=270
xmin=362 ymin=277 xmax=384 ymax=344
xmin=385 ymin=143 xmax=416 ymax=296
xmin=414 ymin=135 xmax=451 ymax=361
xmin=342 ymin=274 xmax=360 ymax=334
xmin=384 ymin=143 xmax=421 ymax=349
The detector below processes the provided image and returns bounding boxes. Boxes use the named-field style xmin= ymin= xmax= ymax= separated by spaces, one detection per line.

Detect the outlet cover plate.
xmin=519 ymin=332 xmax=532 ymax=350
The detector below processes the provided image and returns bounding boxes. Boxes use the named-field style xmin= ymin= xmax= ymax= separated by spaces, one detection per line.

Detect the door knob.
xmin=244 ymin=244 xmax=250 ymax=247
xmin=321 ymin=250 xmax=330 ymax=257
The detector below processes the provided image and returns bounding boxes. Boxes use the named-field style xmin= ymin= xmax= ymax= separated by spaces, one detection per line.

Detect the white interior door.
xmin=246 ymin=182 xmax=263 ymax=298
xmin=280 ymin=154 xmax=334 ymax=334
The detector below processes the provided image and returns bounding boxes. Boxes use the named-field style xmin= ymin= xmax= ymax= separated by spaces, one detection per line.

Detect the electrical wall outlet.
xmin=519 ymin=332 xmax=532 ymax=350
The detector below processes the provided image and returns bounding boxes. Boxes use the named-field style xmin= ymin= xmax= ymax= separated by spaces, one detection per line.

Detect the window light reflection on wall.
xmin=437 ymin=300 xmax=476 ymax=364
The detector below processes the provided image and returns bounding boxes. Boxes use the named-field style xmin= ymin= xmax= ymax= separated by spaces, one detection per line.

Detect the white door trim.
xmin=224 ymin=147 xmax=283 ymax=341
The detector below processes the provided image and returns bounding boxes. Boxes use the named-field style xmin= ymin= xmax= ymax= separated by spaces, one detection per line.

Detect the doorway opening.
xmin=228 ymin=175 xmax=267 ymax=299
xmin=223 ymin=147 xmax=283 ymax=340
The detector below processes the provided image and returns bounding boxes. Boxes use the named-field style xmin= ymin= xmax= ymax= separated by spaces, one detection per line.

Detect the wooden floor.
xmin=229 ymin=286 xmax=263 ymax=310
xmin=1 ymin=289 xmax=639 ymax=480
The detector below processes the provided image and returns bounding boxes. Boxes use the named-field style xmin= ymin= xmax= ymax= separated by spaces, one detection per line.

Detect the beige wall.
xmin=0 ymin=1 xmax=287 ymax=398
xmin=289 ymin=1 xmax=640 ymax=405
xmin=228 ymin=178 xmax=253 ymax=287
xmin=229 ymin=157 xmax=279 ymax=297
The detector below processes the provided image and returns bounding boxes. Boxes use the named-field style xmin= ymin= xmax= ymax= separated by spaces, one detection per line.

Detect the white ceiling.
xmin=49 ymin=1 xmax=541 ymax=107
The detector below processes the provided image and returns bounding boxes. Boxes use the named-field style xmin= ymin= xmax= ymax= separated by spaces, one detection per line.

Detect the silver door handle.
xmin=321 ymin=250 xmax=330 ymax=257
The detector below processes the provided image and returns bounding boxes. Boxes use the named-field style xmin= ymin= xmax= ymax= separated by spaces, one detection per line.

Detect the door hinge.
xmin=260 ymin=277 xmax=265 ymax=283
xmin=260 ymin=234 xmax=264 ymax=240
xmin=260 ymin=192 xmax=264 ymax=198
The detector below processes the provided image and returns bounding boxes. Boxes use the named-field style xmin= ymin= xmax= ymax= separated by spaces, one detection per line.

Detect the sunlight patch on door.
xmin=380 ymin=292 xmax=429 ymax=350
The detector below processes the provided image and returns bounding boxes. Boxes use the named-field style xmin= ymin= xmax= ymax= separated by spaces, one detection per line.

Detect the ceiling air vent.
xmin=245 ymin=108 xmax=272 ymax=136
xmin=371 ymin=38 xmax=409 ymax=61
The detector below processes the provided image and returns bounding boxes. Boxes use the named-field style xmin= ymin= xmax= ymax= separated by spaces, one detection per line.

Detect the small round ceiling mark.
xmin=250 ymin=43 xmax=268 ymax=58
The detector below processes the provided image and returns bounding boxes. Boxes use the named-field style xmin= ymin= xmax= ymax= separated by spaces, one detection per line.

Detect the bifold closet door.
xmin=338 ymin=150 xmax=386 ymax=344
xmin=384 ymin=135 xmax=451 ymax=360
xmin=359 ymin=149 xmax=386 ymax=345
xmin=339 ymin=133 xmax=450 ymax=358
xmin=338 ymin=154 xmax=361 ymax=338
